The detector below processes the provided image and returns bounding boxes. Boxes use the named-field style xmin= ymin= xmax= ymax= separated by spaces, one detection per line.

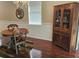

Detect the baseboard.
xmin=27 ymin=34 xmax=52 ymax=41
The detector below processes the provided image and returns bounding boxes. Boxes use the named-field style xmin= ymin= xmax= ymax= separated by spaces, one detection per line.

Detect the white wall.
xmin=27 ymin=23 xmax=52 ymax=41
xmin=0 ymin=1 xmax=74 ymax=41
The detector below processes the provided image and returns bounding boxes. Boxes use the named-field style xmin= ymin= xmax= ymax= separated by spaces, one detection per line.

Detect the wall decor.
xmin=16 ymin=8 xmax=24 ymax=19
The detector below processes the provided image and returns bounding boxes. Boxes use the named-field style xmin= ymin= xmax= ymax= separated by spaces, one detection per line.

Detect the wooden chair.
xmin=13 ymin=28 xmax=28 ymax=55
xmin=7 ymin=24 xmax=18 ymax=31
xmin=2 ymin=24 xmax=18 ymax=47
xmin=7 ymin=24 xmax=19 ymax=49
xmin=14 ymin=29 xmax=34 ymax=55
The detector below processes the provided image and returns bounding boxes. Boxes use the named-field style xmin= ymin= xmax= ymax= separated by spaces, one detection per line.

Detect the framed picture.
xmin=16 ymin=8 xmax=24 ymax=19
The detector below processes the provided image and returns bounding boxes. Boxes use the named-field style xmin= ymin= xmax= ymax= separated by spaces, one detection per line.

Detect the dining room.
xmin=0 ymin=1 xmax=79 ymax=58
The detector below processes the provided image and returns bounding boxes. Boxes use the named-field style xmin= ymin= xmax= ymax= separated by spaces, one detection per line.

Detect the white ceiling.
xmin=0 ymin=1 xmax=78 ymax=6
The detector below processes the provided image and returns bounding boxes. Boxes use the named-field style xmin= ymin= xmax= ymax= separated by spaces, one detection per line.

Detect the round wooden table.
xmin=1 ymin=28 xmax=29 ymax=49
xmin=2 ymin=28 xmax=28 ymax=36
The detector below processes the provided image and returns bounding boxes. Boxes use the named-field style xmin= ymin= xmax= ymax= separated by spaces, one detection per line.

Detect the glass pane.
xmin=29 ymin=6 xmax=41 ymax=13
xmin=55 ymin=9 xmax=61 ymax=27
xmin=29 ymin=13 xmax=41 ymax=25
xmin=29 ymin=1 xmax=41 ymax=6
xmin=63 ymin=9 xmax=71 ymax=29
xmin=28 ymin=1 xmax=41 ymax=25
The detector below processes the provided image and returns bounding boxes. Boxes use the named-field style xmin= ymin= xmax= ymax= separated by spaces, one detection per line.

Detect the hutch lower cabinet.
xmin=53 ymin=2 xmax=79 ymax=51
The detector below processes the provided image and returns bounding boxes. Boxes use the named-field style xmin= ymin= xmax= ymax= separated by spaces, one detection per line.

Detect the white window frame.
xmin=28 ymin=1 xmax=42 ymax=25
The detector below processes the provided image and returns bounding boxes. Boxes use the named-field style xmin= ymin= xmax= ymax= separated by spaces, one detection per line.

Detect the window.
xmin=28 ymin=1 xmax=42 ymax=25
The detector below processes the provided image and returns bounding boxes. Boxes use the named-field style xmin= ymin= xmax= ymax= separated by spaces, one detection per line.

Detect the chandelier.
xmin=13 ymin=1 xmax=27 ymax=8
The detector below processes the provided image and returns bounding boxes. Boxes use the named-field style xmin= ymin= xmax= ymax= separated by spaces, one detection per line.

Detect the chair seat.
xmin=16 ymin=41 xmax=25 ymax=45
xmin=26 ymin=40 xmax=33 ymax=44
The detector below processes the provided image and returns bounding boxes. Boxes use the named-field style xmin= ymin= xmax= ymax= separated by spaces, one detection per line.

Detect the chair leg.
xmin=14 ymin=36 xmax=19 ymax=55
xmin=8 ymin=41 xmax=11 ymax=49
xmin=15 ymin=45 xmax=19 ymax=55
xmin=24 ymin=43 xmax=30 ymax=53
xmin=8 ymin=36 xmax=12 ymax=49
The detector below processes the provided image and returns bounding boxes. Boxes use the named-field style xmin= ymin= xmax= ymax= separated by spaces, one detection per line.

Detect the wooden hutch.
xmin=53 ymin=2 xmax=79 ymax=51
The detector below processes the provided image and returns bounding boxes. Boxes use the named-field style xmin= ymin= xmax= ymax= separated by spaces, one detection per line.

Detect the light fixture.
xmin=13 ymin=1 xmax=27 ymax=8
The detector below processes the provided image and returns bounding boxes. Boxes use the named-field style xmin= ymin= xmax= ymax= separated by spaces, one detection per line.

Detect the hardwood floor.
xmin=1 ymin=37 xmax=79 ymax=58
xmin=27 ymin=37 xmax=79 ymax=58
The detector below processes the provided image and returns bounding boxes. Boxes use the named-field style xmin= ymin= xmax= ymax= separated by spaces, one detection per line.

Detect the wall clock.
xmin=16 ymin=8 xmax=24 ymax=19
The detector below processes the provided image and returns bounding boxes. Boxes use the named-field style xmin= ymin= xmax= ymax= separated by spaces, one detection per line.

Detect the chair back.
xmin=7 ymin=24 xmax=18 ymax=31
xmin=14 ymin=28 xmax=28 ymax=42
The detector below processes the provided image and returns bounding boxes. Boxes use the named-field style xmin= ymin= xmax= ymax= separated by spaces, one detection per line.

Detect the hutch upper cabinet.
xmin=53 ymin=2 xmax=79 ymax=51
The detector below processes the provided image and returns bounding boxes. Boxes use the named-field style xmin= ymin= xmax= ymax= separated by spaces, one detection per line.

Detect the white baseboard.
xmin=27 ymin=34 xmax=52 ymax=41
